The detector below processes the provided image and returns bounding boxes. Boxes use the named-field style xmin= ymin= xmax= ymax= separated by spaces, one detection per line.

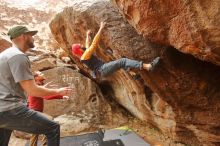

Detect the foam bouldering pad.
xmin=103 ymin=128 xmax=150 ymax=146
xmin=25 ymin=127 xmax=150 ymax=146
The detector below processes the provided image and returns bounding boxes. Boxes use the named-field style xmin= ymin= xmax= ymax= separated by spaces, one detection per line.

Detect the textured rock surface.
xmin=42 ymin=67 xmax=108 ymax=117
xmin=144 ymin=48 xmax=220 ymax=145
xmin=112 ymin=0 xmax=220 ymax=66
xmin=50 ymin=0 xmax=220 ymax=145
xmin=42 ymin=66 xmax=116 ymax=136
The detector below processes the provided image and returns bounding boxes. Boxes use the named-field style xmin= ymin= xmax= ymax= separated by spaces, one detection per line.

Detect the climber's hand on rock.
xmin=100 ymin=21 xmax=106 ymax=29
xmin=87 ymin=30 xmax=91 ymax=35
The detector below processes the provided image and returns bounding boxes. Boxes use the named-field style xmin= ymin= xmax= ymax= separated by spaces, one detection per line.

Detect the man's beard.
xmin=26 ymin=39 xmax=35 ymax=48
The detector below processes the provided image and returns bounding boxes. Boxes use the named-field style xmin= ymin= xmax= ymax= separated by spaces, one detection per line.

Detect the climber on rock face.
xmin=71 ymin=21 xmax=160 ymax=78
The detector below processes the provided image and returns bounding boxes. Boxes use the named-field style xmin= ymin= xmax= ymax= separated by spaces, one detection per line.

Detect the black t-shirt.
xmin=81 ymin=55 xmax=104 ymax=71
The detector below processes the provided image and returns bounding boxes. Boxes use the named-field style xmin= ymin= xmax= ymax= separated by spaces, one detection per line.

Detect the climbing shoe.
xmin=149 ymin=57 xmax=160 ymax=71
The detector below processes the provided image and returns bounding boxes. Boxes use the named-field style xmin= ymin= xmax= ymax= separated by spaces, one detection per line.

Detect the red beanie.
xmin=72 ymin=44 xmax=83 ymax=57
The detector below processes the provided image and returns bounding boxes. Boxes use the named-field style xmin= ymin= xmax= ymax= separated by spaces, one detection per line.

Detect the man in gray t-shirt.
xmin=0 ymin=46 xmax=33 ymax=112
xmin=0 ymin=26 xmax=72 ymax=146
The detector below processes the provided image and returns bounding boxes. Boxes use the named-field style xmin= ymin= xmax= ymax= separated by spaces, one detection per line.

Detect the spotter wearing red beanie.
xmin=72 ymin=44 xmax=83 ymax=57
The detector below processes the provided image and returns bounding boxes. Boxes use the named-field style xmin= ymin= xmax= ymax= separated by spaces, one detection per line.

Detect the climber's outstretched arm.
xmin=81 ymin=22 xmax=106 ymax=60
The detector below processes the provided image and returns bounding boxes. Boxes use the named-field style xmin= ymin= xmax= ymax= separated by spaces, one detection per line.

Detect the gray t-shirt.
xmin=0 ymin=47 xmax=33 ymax=112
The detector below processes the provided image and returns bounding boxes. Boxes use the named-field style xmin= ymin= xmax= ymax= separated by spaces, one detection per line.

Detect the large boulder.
xmin=49 ymin=0 xmax=220 ymax=145
xmin=49 ymin=0 xmax=173 ymax=142
xmin=112 ymin=0 xmax=220 ymax=66
xmin=49 ymin=0 xmax=168 ymax=130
